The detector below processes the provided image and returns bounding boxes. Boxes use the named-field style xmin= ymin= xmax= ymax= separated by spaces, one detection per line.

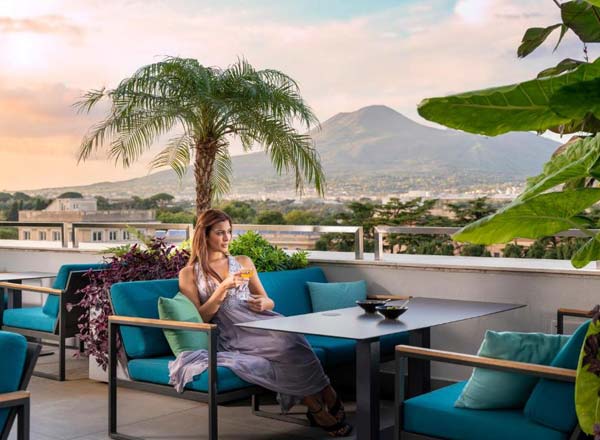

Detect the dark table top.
xmin=236 ymin=297 xmax=525 ymax=340
xmin=0 ymin=272 xmax=56 ymax=282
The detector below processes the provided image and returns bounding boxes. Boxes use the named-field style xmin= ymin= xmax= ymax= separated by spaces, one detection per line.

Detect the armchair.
xmin=0 ymin=331 xmax=41 ymax=440
xmin=0 ymin=263 xmax=105 ymax=381
xmin=394 ymin=318 xmax=590 ymax=440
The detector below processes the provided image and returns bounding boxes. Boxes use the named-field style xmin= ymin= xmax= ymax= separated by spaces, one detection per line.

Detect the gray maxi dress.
xmin=168 ymin=256 xmax=330 ymax=411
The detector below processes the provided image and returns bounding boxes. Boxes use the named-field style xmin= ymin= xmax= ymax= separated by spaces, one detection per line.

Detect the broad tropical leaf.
xmin=520 ymin=135 xmax=600 ymax=201
xmin=418 ymin=58 xmax=600 ymax=136
xmin=575 ymin=320 xmax=600 ymax=434
xmin=517 ymin=24 xmax=561 ymax=58
xmin=452 ymin=189 xmax=600 ymax=245
xmin=537 ymin=58 xmax=584 ymax=78
xmin=562 ymin=1 xmax=600 ymax=42
xmin=550 ymin=77 xmax=600 ymax=121
xmin=571 ymin=233 xmax=600 ymax=268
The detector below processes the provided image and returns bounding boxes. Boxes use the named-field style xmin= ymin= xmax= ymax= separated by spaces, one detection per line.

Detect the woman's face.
xmin=206 ymin=220 xmax=232 ymax=254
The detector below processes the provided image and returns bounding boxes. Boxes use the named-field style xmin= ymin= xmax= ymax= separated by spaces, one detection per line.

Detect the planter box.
xmin=89 ymin=356 xmax=129 ymax=382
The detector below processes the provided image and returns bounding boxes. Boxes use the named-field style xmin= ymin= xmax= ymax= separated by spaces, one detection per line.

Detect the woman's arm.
xmin=240 ymin=256 xmax=275 ymax=312
xmin=179 ymin=266 xmax=241 ymax=322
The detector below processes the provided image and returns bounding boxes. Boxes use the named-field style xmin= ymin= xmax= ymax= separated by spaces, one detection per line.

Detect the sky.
xmin=0 ymin=0 xmax=594 ymax=191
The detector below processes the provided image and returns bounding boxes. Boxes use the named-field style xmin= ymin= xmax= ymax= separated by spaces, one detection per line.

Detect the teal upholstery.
xmin=0 ymin=331 xmax=27 ymax=431
xmin=3 ymin=307 xmax=56 ymax=332
xmin=455 ymin=331 xmax=568 ymax=409
xmin=305 ymin=332 xmax=409 ymax=367
xmin=110 ymin=279 xmax=179 ymax=359
xmin=404 ymin=381 xmax=568 ymax=440
xmin=128 ymin=356 xmax=253 ymax=392
xmin=307 ymin=280 xmax=367 ymax=312
xmin=524 ymin=320 xmax=590 ymax=432
xmin=258 ymin=267 xmax=326 ymax=317
xmin=42 ymin=263 xmax=106 ymax=317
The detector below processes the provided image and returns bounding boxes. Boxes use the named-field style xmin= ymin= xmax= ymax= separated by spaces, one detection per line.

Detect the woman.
xmin=171 ymin=209 xmax=352 ymax=437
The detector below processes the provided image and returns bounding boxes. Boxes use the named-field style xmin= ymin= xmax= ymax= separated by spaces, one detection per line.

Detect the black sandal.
xmin=306 ymin=404 xmax=353 ymax=437
xmin=328 ymin=395 xmax=346 ymax=423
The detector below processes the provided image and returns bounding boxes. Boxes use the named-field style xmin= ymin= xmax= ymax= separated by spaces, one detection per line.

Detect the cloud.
xmin=0 ymin=14 xmax=82 ymax=36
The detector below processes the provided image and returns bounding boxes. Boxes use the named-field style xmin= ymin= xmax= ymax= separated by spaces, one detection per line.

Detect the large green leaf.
xmin=520 ymin=135 xmax=600 ymax=201
xmin=551 ymin=77 xmax=600 ymax=121
xmin=418 ymin=58 xmax=600 ymax=136
xmin=537 ymin=58 xmax=585 ymax=79
xmin=452 ymin=189 xmax=600 ymax=245
xmin=517 ymin=24 xmax=561 ymax=58
xmin=575 ymin=319 xmax=599 ymax=435
xmin=562 ymin=1 xmax=600 ymax=42
xmin=572 ymin=233 xmax=600 ymax=268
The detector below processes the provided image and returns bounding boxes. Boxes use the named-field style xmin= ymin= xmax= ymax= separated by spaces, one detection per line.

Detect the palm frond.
xmin=148 ymin=134 xmax=194 ymax=178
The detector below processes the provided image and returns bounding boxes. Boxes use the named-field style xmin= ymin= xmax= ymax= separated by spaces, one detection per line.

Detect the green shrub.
xmin=229 ymin=231 xmax=308 ymax=272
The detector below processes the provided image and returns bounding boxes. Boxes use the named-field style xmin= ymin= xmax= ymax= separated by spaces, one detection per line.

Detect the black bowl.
xmin=356 ymin=299 xmax=388 ymax=313
xmin=375 ymin=305 xmax=408 ymax=319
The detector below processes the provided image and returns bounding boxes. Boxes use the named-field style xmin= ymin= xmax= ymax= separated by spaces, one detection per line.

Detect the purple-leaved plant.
xmin=73 ymin=238 xmax=189 ymax=370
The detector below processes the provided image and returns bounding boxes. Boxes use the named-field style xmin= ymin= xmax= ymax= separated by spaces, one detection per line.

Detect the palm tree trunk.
xmin=194 ymin=140 xmax=218 ymax=215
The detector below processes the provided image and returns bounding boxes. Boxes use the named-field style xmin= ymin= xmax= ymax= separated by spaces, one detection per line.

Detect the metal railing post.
xmin=61 ymin=223 xmax=69 ymax=248
xmin=355 ymin=227 xmax=364 ymax=260
xmin=374 ymin=227 xmax=383 ymax=261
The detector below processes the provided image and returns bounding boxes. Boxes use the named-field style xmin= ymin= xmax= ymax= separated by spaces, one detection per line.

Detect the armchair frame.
xmin=0 ymin=342 xmax=41 ymax=440
xmin=0 ymin=270 xmax=96 ymax=381
xmin=394 ymin=345 xmax=580 ymax=440
xmin=557 ymin=308 xmax=593 ymax=335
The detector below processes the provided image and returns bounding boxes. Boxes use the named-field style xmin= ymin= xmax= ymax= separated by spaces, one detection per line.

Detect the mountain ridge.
xmin=26 ymin=105 xmax=559 ymax=199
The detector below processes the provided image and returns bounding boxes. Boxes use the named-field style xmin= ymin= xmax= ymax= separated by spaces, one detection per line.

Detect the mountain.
xmin=29 ymin=105 xmax=559 ymax=199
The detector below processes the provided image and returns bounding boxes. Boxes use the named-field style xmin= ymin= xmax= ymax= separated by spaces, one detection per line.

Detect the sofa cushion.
xmin=43 ymin=263 xmax=106 ymax=317
xmin=455 ymin=331 xmax=568 ymax=409
xmin=3 ymin=307 xmax=56 ymax=332
xmin=0 ymin=331 xmax=27 ymax=431
xmin=111 ymin=279 xmax=179 ymax=359
xmin=258 ymin=267 xmax=327 ymax=316
xmin=404 ymin=381 xmax=567 ymax=440
xmin=128 ymin=356 xmax=253 ymax=393
xmin=307 ymin=280 xmax=367 ymax=312
xmin=524 ymin=320 xmax=590 ymax=433
xmin=158 ymin=293 xmax=208 ymax=356
xmin=305 ymin=332 xmax=408 ymax=367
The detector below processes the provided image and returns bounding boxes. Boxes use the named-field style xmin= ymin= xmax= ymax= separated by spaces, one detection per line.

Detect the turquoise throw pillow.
xmin=307 ymin=280 xmax=367 ymax=312
xmin=524 ymin=320 xmax=590 ymax=432
xmin=454 ymin=330 xmax=569 ymax=409
xmin=157 ymin=292 xmax=208 ymax=356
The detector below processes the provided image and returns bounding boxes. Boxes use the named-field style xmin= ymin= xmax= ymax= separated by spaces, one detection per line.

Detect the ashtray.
xmin=375 ymin=305 xmax=408 ymax=319
xmin=356 ymin=299 xmax=388 ymax=313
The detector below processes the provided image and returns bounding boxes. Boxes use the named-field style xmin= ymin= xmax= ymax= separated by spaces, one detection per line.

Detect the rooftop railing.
xmin=373 ymin=225 xmax=598 ymax=261
xmin=0 ymin=221 xmax=364 ymax=259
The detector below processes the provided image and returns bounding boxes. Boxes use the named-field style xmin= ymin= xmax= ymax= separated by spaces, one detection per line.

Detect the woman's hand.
xmin=221 ymin=271 xmax=243 ymax=290
xmin=247 ymin=295 xmax=273 ymax=313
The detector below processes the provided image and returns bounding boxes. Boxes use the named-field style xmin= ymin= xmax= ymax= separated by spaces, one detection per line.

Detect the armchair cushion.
xmin=307 ymin=280 xmax=367 ymax=312
xmin=404 ymin=381 xmax=567 ymax=440
xmin=158 ymin=292 xmax=208 ymax=356
xmin=0 ymin=331 xmax=27 ymax=431
xmin=455 ymin=331 xmax=569 ymax=409
xmin=3 ymin=307 xmax=56 ymax=332
xmin=524 ymin=320 xmax=590 ymax=432
xmin=43 ymin=263 xmax=106 ymax=317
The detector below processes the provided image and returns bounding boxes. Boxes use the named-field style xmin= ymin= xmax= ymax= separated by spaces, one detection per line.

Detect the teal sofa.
xmin=108 ymin=266 xmax=409 ymax=440
xmin=394 ymin=320 xmax=589 ymax=440
xmin=0 ymin=331 xmax=41 ymax=440
xmin=0 ymin=263 xmax=106 ymax=381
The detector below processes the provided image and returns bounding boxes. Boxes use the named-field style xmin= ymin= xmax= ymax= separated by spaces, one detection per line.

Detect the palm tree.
xmin=76 ymin=57 xmax=325 ymax=214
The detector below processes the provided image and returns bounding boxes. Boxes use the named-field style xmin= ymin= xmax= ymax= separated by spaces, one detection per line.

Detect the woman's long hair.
xmin=188 ymin=209 xmax=233 ymax=283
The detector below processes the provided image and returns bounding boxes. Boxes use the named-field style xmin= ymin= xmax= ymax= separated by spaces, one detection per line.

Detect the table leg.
xmin=407 ymin=328 xmax=431 ymax=397
xmin=355 ymin=338 xmax=380 ymax=440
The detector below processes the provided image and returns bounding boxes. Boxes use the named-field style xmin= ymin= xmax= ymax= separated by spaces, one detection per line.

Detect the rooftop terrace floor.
xmin=9 ymin=349 xmax=396 ymax=440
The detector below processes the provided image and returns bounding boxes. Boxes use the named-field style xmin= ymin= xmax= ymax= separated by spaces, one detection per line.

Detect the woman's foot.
xmin=306 ymin=403 xmax=353 ymax=437
xmin=322 ymin=387 xmax=346 ymax=423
